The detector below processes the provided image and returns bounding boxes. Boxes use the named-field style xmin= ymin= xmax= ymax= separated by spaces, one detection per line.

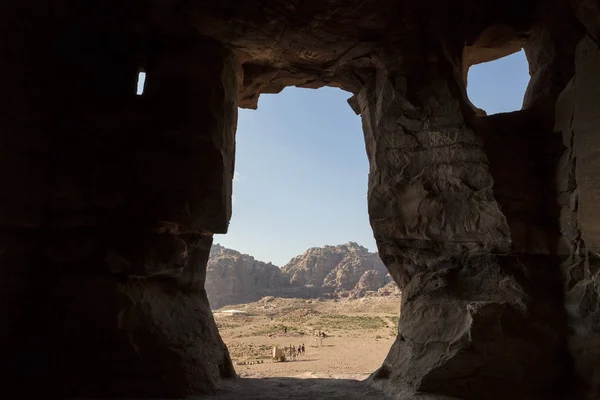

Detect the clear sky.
xmin=467 ymin=50 xmax=530 ymax=113
xmin=214 ymin=50 xmax=529 ymax=266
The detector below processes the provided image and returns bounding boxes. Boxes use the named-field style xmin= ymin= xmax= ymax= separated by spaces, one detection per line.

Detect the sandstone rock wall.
xmin=282 ymin=242 xmax=391 ymax=293
xmin=352 ymin=4 xmax=585 ymax=397
xmin=206 ymin=244 xmax=287 ymax=309
xmin=555 ymin=34 xmax=600 ymax=400
xmin=207 ymin=243 xmax=394 ymax=308
xmin=377 ymin=280 xmax=402 ymax=297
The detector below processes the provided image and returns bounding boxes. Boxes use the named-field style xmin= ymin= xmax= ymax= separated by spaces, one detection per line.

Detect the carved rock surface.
xmin=355 ymin=15 xmax=573 ymax=396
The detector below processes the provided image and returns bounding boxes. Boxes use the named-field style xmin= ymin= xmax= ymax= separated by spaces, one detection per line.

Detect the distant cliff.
xmin=281 ymin=242 xmax=391 ymax=295
xmin=206 ymin=242 xmax=397 ymax=309
xmin=206 ymin=244 xmax=287 ymax=309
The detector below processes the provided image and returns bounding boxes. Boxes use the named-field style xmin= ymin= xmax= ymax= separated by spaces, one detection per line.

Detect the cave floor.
xmin=200 ymin=377 xmax=390 ymax=399
xmin=197 ymin=378 xmax=458 ymax=400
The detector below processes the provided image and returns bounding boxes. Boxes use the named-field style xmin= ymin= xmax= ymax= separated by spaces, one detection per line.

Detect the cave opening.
xmin=5 ymin=1 xmax=596 ymax=397
xmin=210 ymin=86 xmax=400 ymax=380
xmin=466 ymin=49 xmax=530 ymax=115
xmin=136 ymin=71 xmax=146 ymax=95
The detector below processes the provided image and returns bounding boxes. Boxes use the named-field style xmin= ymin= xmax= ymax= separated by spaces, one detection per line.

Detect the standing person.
xmin=301 ymin=344 xmax=305 ymax=355
xmin=284 ymin=326 xmax=287 ymax=335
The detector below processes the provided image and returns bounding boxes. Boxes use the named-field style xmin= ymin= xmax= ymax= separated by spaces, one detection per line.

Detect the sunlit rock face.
xmin=282 ymin=242 xmax=390 ymax=293
xmin=206 ymin=243 xmax=392 ymax=309
xmin=353 ymin=33 xmax=570 ymax=398
xmin=1 ymin=0 xmax=598 ymax=398
xmin=206 ymin=244 xmax=287 ymax=309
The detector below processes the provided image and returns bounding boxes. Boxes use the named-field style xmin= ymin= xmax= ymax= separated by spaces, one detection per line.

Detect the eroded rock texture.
xmin=282 ymin=242 xmax=391 ymax=295
xmin=207 ymin=244 xmax=287 ymax=309
xmin=2 ymin=0 xmax=600 ymax=398
xmin=354 ymin=36 xmax=570 ymax=398
xmin=555 ymin=35 xmax=600 ymax=400
xmin=377 ymin=280 xmax=403 ymax=297
xmin=207 ymin=243 xmax=392 ymax=309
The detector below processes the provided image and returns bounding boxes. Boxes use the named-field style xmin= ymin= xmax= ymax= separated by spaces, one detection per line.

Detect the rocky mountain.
xmin=206 ymin=242 xmax=397 ymax=309
xmin=376 ymin=280 xmax=402 ymax=297
xmin=282 ymin=242 xmax=391 ymax=295
xmin=205 ymin=244 xmax=287 ymax=309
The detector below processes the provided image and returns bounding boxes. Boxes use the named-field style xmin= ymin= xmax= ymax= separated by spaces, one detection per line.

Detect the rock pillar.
xmin=555 ymin=35 xmax=600 ymax=400
xmin=355 ymin=41 xmax=570 ymax=400
xmin=0 ymin=7 xmax=237 ymax=397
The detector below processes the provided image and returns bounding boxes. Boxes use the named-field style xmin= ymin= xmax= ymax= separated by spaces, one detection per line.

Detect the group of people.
xmin=288 ymin=343 xmax=305 ymax=359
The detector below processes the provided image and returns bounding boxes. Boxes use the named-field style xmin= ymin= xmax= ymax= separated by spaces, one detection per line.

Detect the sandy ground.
xmin=205 ymin=297 xmax=459 ymax=400
xmin=214 ymin=296 xmax=401 ymax=380
xmin=228 ymin=334 xmax=395 ymax=379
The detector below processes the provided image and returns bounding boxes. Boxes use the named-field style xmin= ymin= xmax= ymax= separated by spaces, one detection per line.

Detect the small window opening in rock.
xmin=136 ymin=71 xmax=146 ymax=95
xmin=210 ymin=87 xmax=401 ymax=379
xmin=466 ymin=49 xmax=530 ymax=115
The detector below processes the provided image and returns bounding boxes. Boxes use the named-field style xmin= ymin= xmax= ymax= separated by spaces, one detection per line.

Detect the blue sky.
xmin=214 ymin=50 xmax=529 ymax=265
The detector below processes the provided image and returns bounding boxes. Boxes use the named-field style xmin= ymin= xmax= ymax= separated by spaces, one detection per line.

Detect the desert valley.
xmin=207 ymin=243 xmax=402 ymax=379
